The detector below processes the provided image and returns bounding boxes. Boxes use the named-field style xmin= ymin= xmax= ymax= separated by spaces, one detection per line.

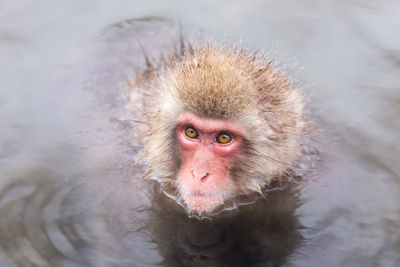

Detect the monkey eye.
xmin=216 ymin=132 xmax=232 ymax=144
xmin=184 ymin=127 xmax=198 ymax=139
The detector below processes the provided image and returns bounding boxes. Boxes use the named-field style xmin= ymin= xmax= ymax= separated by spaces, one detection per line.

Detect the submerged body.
xmin=132 ymin=42 xmax=307 ymax=216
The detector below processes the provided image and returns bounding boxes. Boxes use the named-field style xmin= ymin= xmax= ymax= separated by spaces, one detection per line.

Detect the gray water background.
xmin=0 ymin=0 xmax=399 ymax=266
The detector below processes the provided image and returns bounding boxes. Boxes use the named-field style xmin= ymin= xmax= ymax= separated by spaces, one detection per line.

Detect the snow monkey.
xmin=133 ymin=42 xmax=306 ymax=216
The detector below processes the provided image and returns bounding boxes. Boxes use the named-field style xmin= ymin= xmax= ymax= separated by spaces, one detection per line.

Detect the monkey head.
xmin=142 ymin=43 xmax=305 ymax=216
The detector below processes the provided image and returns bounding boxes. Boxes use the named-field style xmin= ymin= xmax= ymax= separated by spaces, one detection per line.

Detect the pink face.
xmin=176 ymin=112 xmax=245 ymax=214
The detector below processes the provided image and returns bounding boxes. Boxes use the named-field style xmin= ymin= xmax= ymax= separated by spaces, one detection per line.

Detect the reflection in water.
xmin=144 ymin=183 xmax=302 ymax=267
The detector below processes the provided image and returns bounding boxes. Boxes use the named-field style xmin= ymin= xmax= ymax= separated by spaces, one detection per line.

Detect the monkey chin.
xmin=183 ymin=192 xmax=226 ymax=216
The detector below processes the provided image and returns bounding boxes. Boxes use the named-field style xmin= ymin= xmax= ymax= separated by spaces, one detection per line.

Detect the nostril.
xmin=191 ymin=170 xmax=209 ymax=181
xmin=200 ymin=172 xmax=209 ymax=180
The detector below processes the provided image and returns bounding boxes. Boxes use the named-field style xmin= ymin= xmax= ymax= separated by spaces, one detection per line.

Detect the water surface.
xmin=0 ymin=1 xmax=399 ymax=266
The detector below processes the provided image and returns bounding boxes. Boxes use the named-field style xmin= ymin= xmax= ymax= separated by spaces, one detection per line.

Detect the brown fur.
xmin=131 ymin=41 xmax=306 ymax=206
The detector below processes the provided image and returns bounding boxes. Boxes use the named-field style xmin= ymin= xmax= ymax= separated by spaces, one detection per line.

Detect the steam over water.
xmin=1 ymin=1 xmax=399 ymax=266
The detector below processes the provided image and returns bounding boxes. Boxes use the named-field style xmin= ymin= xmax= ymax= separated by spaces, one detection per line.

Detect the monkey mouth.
xmin=183 ymin=191 xmax=226 ymax=215
xmin=162 ymin=188 xmax=224 ymax=215
xmin=190 ymin=190 xmax=220 ymax=198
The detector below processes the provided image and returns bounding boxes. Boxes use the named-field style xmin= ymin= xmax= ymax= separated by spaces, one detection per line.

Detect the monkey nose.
xmin=191 ymin=170 xmax=209 ymax=181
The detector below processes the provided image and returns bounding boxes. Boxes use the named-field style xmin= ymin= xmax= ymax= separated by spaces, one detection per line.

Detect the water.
xmin=1 ymin=0 xmax=399 ymax=266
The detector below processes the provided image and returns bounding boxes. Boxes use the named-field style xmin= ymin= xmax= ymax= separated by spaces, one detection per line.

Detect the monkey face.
xmin=141 ymin=43 xmax=306 ymax=217
xmin=176 ymin=112 xmax=245 ymax=215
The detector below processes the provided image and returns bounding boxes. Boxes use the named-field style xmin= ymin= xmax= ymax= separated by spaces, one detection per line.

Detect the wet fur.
xmin=131 ymin=41 xmax=306 ymax=205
